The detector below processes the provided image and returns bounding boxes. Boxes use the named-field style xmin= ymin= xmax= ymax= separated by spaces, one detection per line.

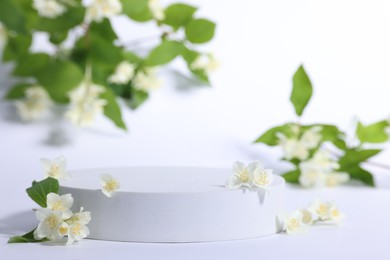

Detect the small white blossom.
xmin=308 ymin=200 xmax=345 ymax=224
xmin=300 ymin=209 xmax=314 ymax=225
xmin=298 ymin=163 xmax=327 ymax=188
xmin=329 ymin=205 xmax=345 ymax=224
xmin=326 ymin=172 xmax=350 ymax=187
xmin=251 ymin=165 xmax=274 ymax=190
xmin=308 ymin=200 xmax=332 ymax=221
xmin=33 ymin=0 xmax=67 ymax=18
xmin=100 ymin=174 xmax=120 ymax=197
xmin=277 ymin=133 xmax=309 ymax=160
xmin=15 ymin=86 xmax=52 ymax=122
xmin=190 ymin=53 xmax=220 ymax=73
xmin=108 ymin=61 xmax=136 ymax=84
xmin=65 ymin=81 xmax=107 ymax=127
xmin=148 ymin=0 xmax=165 ymax=20
xmin=225 ymin=161 xmax=257 ymax=189
xmin=133 ymin=68 xmax=162 ymax=91
xmin=309 ymin=150 xmax=340 ymax=173
xmin=40 ymin=155 xmax=69 ymax=180
xmin=46 ymin=193 xmax=74 ymax=219
xmin=64 ymin=208 xmax=91 ymax=245
xmin=300 ymin=126 xmax=323 ymax=149
xmin=85 ymin=0 xmax=122 ymax=22
xmin=34 ymin=208 xmax=65 ymax=241
xmin=284 ymin=210 xmax=308 ymax=234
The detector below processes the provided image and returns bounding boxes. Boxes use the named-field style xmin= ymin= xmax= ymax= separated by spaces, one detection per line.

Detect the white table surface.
xmin=2 ymin=0 xmax=390 ymax=259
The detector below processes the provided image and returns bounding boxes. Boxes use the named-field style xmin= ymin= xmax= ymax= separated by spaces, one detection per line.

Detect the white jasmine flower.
xmin=285 ymin=210 xmax=308 ymax=234
xmin=34 ymin=208 xmax=65 ymax=241
xmin=300 ymin=126 xmax=323 ymax=149
xmin=67 ymin=207 xmax=91 ymax=225
xmin=100 ymin=174 xmax=120 ymax=197
xmin=225 ymin=161 xmax=257 ymax=189
xmin=133 ymin=68 xmax=162 ymax=91
xmin=61 ymin=207 xmax=91 ymax=245
xmin=326 ymin=172 xmax=350 ymax=187
xmin=148 ymin=0 xmax=165 ymax=21
xmin=85 ymin=0 xmax=122 ymax=22
xmin=298 ymin=163 xmax=327 ymax=188
xmin=308 ymin=200 xmax=345 ymax=224
xmin=190 ymin=53 xmax=220 ymax=73
xmin=277 ymin=133 xmax=309 ymax=160
xmin=46 ymin=193 xmax=74 ymax=219
xmin=300 ymin=209 xmax=314 ymax=225
xmin=40 ymin=155 xmax=69 ymax=180
xmin=65 ymin=81 xmax=107 ymax=127
xmin=108 ymin=61 xmax=136 ymax=84
xmin=329 ymin=205 xmax=345 ymax=224
xmin=32 ymin=0 xmax=67 ymax=18
xmin=15 ymin=86 xmax=52 ymax=122
xmin=66 ymin=221 xmax=90 ymax=245
xmin=310 ymin=150 xmax=340 ymax=173
xmin=251 ymin=165 xmax=274 ymax=190
xmin=308 ymin=200 xmax=332 ymax=221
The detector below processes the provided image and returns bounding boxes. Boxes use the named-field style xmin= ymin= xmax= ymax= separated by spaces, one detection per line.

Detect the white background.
xmin=1 ymin=0 xmax=390 ymax=259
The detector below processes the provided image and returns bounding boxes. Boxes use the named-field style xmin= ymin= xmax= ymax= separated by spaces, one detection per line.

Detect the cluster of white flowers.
xmin=277 ymin=126 xmax=323 ymax=161
xmin=282 ymin=199 xmax=345 ymax=234
xmin=277 ymin=125 xmax=349 ymax=188
xmin=108 ymin=61 xmax=136 ymax=85
xmin=299 ymin=150 xmax=350 ymax=188
xmin=190 ymin=53 xmax=220 ymax=74
xmin=15 ymin=86 xmax=52 ymax=122
xmin=65 ymin=80 xmax=107 ymax=127
xmin=34 ymin=193 xmax=91 ymax=245
xmin=148 ymin=0 xmax=165 ymax=21
xmin=41 ymin=155 xmax=69 ymax=180
xmin=133 ymin=68 xmax=162 ymax=91
xmin=32 ymin=0 xmax=68 ymax=18
xmin=100 ymin=174 xmax=120 ymax=197
xmin=225 ymin=160 xmax=274 ymax=190
xmin=85 ymin=0 xmax=122 ymax=22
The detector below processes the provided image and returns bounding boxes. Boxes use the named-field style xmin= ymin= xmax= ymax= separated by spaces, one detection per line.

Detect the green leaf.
xmin=2 ymin=34 xmax=32 ymax=62
xmin=13 ymin=53 xmax=50 ymax=77
xmin=34 ymin=5 xmax=85 ymax=33
xmin=4 ymin=83 xmax=32 ymax=100
xmin=346 ymin=166 xmax=374 ymax=187
xmin=339 ymin=149 xmax=381 ymax=169
xmin=0 ymin=0 xmax=26 ymax=33
xmin=36 ymin=60 xmax=83 ymax=103
xmin=163 ymin=3 xmax=197 ymax=30
xmin=357 ymin=120 xmax=389 ymax=144
xmin=144 ymin=40 xmax=183 ymax=66
xmin=26 ymin=177 xmax=59 ymax=208
xmin=8 ymin=229 xmax=47 ymax=243
xmin=49 ymin=31 xmax=68 ymax=45
xmin=282 ymin=169 xmax=300 ymax=184
xmin=89 ymin=19 xmax=118 ymax=42
xmin=127 ymin=88 xmax=149 ymax=109
xmin=185 ymin=18 xmax=216 ymax=44
xmin=290 ymin=65 xmax=313 ymax=117
xmin=101 ymin=88 xmax=127 ymax=130
xmin=121 ymin=0 xmax=152 ymax=22
xmin=90 ymin=33 xmax=123 ymax=66
xmin=253 ymin=123 xmax=295 ymax=146
xmin=310 ymin=124 xmax=347 ymax=150
xmin=123 ymin=51 xmax=142 ymax=64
